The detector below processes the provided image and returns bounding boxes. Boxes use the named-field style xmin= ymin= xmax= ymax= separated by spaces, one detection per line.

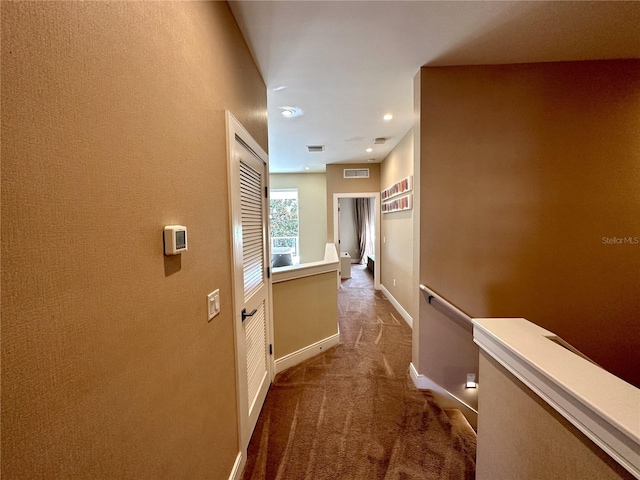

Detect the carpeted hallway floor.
xmin=241 ymin=265 xmax=476 ymax=480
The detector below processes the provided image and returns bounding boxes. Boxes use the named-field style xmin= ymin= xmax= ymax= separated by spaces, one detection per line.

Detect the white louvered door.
xmin=227 ymin=112 xmax=272 ymax=456
xmin=239 ymin=155 xmax=269 ymax=426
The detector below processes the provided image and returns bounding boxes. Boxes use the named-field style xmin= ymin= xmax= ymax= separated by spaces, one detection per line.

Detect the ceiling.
xmin=228 ymin=1 xmax=640 ymax=173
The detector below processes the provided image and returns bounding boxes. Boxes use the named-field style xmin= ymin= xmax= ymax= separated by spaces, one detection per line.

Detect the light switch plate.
xmin=207 ymin=289 xmax=220 ymax=321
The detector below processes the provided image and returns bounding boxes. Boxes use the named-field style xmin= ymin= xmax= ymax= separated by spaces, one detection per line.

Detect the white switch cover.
xmin=207 ymin=289 xmax=220 ymax=321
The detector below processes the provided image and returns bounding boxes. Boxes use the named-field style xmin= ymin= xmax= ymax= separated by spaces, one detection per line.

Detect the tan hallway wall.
xmin=476 ymin=352 xmax=634 ymax=480
xmin=1 ymin=2 xmax=267 ymax=478
xmin=272 ymin=272 xmax=339 ymax=360
xmin=380 ymin=129 xmax=415 ymax=321
xmin=270 ymin=173 xmax=327 ymax=263
xmin=326 ymin=163 xmax=381 ymax=243
xmin=418 ymin=60 xmax=640 ymax=393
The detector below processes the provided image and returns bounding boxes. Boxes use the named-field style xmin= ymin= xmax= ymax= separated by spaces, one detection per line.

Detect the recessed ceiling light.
xmin=367 ymin=159 xmax=375 ymax=162
xmin=366 ymin=147 xmax=373 ymax=153
xmin=304 ymin=166 xmax=310 ymax=170
xmin=383 ymin=114 xmax=393 ymax=121
xmin=279 ymin=106 xmax=303 ymax=118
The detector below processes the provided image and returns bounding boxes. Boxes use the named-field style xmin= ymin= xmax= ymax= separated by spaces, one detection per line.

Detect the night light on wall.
xmin=466 ymin=373 xmax=477 ymax=389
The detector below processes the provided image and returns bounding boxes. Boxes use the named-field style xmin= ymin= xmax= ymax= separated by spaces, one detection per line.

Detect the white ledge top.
xmin=272 ymin=243 xmax=339 ymax=283
xmin=473 ymin=318 xmax=640 ymax=478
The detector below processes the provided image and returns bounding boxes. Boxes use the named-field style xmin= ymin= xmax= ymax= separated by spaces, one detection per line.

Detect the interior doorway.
xmin=333 ymin=192 xmax=381 ymax=290
xmin=226 ymin=111 xmax=273 ymax=460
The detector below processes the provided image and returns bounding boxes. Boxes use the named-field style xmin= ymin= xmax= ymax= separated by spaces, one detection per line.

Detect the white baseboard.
xmin=380 ymin=284 xmax=413 ymax=328
xmin=275 ymin=332 xmax=341 ymax=374
xmin=228 ymin=452 xmax=244 ymax=480
xmin=410 ymin=362 xmax=478 ymax=429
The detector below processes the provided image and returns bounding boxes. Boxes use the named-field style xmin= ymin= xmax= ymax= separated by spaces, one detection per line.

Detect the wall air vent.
xmin=307 ymin=145 xmax=325 ymax=153
xmin=373 ymin=137 xmax=387 ymax=145
xmin=343 ymin=168 xmax=370 ymax=179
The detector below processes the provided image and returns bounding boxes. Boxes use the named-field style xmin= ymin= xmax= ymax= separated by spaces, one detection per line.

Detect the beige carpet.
xmin=242 ymin=265 xmax=476 ymax=480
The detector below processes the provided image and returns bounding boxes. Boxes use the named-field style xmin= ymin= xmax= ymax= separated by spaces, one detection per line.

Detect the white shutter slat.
xmin=240 ymin=160 xmax=265 ymax=302
xmin=245 ymin=301 xmax=267 ymax=409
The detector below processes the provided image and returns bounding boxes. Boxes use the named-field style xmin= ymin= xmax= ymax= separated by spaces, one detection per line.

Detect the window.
xmin=270 ymin=189 xmax=299 ymax=265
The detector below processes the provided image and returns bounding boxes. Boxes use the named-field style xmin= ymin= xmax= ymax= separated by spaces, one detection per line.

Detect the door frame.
xmin=225 ymin=111 xmax=274 ymax=461
xmin=333 ymin=192 xmax=381 ymax=290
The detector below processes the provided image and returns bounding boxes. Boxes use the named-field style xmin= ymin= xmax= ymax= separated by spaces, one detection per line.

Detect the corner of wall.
xmin=409 ymin=362 xmax=478 ymax=430
xmin=412 ymin=69 xmax=422 ymax=369
xmin=228 ymin=452 xmax=245 ymax=480
xmin=380 ymin=284 xmax=413 ymax=328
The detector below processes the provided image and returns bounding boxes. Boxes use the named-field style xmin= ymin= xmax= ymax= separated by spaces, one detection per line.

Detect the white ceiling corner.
xmin=228 ymin=1 xmax=640 ymax=173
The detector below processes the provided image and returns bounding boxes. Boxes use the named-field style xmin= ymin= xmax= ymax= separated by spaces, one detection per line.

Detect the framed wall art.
xmin=381 ymin=175 xmax=412 ymax=201
xmin=382 ymin=194 xmax=413 ymax=214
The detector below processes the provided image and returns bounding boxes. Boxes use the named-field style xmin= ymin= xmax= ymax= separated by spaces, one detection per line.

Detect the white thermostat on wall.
xmin=164 ymin=225 xmax=188 ymax=255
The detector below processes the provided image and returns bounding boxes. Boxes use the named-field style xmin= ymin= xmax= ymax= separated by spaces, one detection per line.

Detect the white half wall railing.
xmin=271 ymin=243 xmax=341 ymax=373
xmin=474 ymin=318 xmax=640 ymax=478
xmin=273 ymin=243 xmax=339 ymax=284
xmin=417 ymin=283 xmax=640 ymax=478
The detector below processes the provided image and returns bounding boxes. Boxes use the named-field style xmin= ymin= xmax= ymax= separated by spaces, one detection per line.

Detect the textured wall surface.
xmin=380 ymin=129 xmax=415 ymax=321
xmin=272 ymin=272 xmax=338 ymax=359
xmin=476 ymin=353 xmax=634 ymax=479
xmin=270 ymin=173 xmax=327 ymax=263
xmin=419 ymin=60 xmax=640 ymax=390
xmin=1 ymin=2 xmax=267 ymax=478
xmin=325 ymin=163 xmax=381 ymax=242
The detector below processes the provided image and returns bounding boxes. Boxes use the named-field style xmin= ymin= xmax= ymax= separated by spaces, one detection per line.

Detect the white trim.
xmin=273 ymin=243 xmax=339 ymax=284
xmin=333 ymin=192 xmax=381 ymax=290
xmin=275 ymin=333 xmax=341 ymax=374
xmin=228 ymin=452 xmax=244 ymax=480
xmin=273 ymin=260 xmax=338 ymax=284
xmin=410 ymin=361 xmax=446 ymax=391
xmin=380 ymin=284 xmax=413 ymax=328
xmin=473 ymin=318 xmax=640 ymax=478
xmin=410 ymin=362 xmax=478 ymax=427
xmin=226 ymin=110 xmax=274 ymax=455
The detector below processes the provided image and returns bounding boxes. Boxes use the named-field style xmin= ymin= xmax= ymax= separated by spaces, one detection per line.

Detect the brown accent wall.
xmin=419 ymin=60 xmax=640 ymax=390
xmin=325 ymin=163 xmax=381 ymax=242
xmin=476 ymin=353 xmax=633 ymax=479
xmin=1 ymin=2 xmax=267 ymax=478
